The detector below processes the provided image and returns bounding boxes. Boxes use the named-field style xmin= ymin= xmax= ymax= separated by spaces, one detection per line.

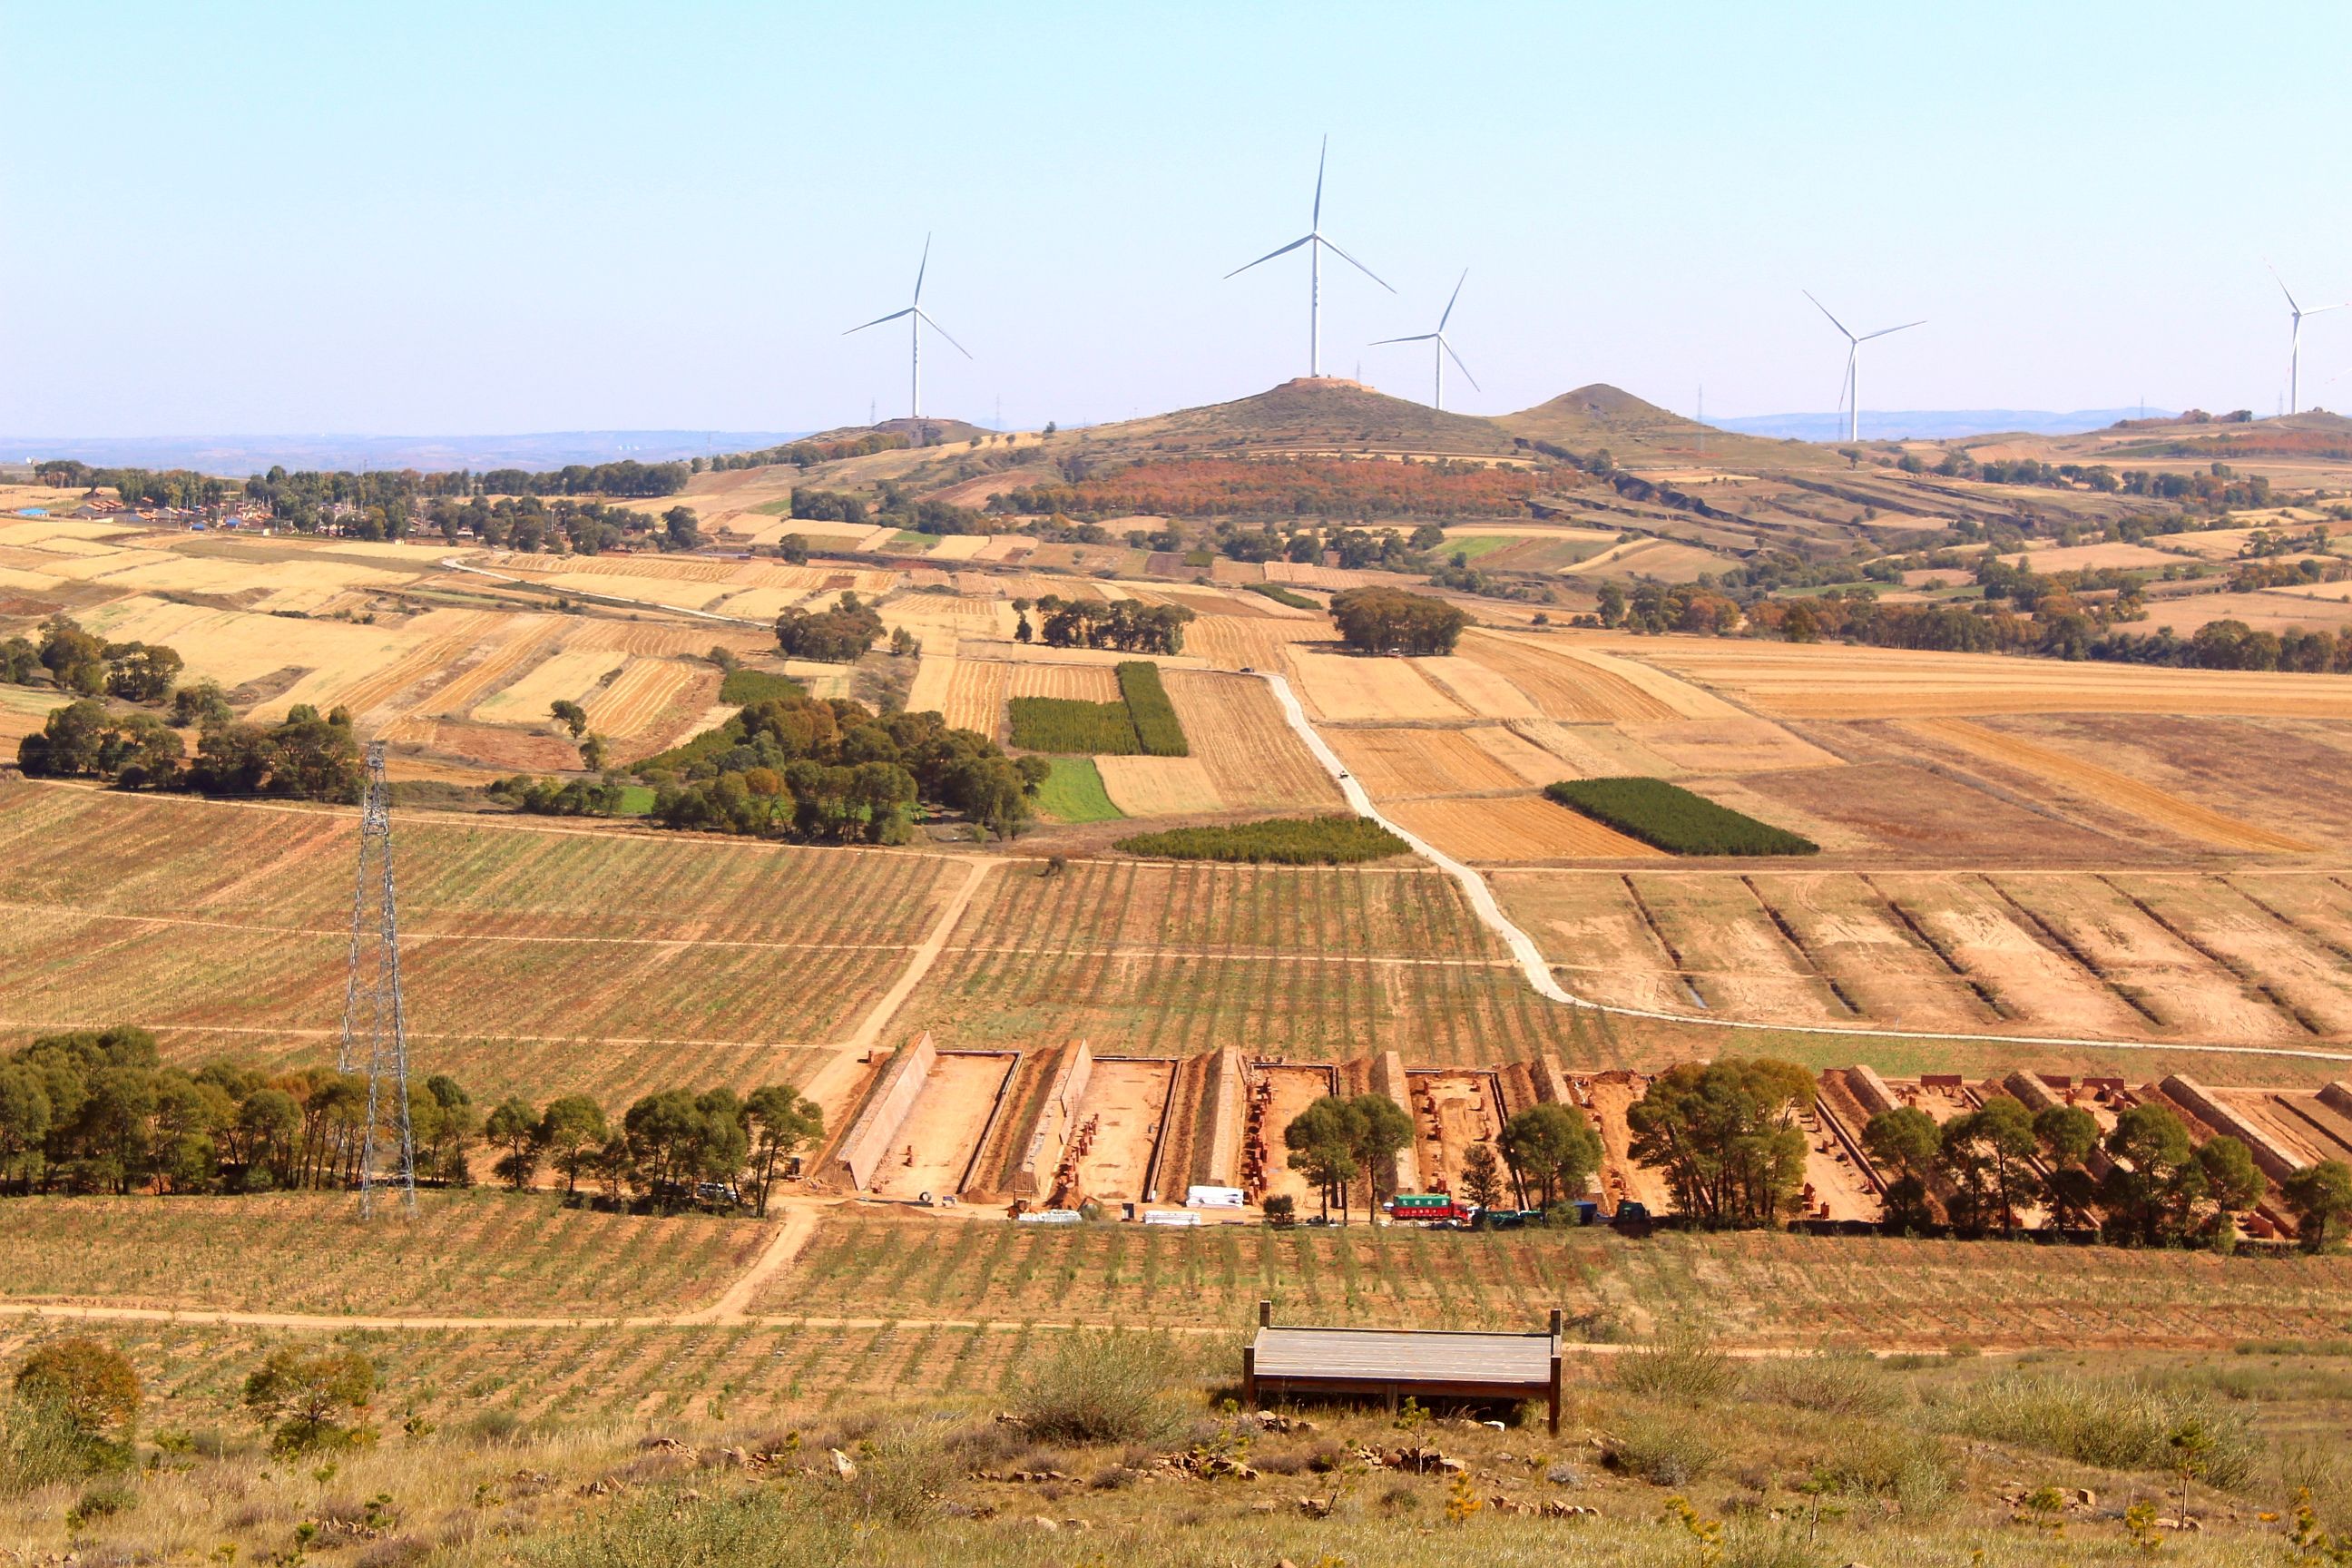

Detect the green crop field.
xmin=1008 ymin=696 xmax=1140 ymax=754
xmin=1034 ymin=757 xmax=1123 ymax=822
xmin=1544 ymin=777 xmax=1819 ymax=856
xmin=716 ymin=668 xmax=806 ymax=705
xmin=1115 ymin=660 xmax=1189 ymax=756
xmin=1116 ymin=814 xmax=1406 ymax=864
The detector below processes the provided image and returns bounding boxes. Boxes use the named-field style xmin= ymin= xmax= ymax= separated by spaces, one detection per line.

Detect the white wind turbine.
xmin=1805 ymin=289 xmax=1924 ymax=443
xmin=844 ymin=234 xmax=971 ymax=421
xmin=1225 ymin=135 xmax=1394 ymax=377
xmin=2269 ymin=264 xmax=2348 ymax=416
xmin=1372 ymin=270 xmax=1478 ymax=411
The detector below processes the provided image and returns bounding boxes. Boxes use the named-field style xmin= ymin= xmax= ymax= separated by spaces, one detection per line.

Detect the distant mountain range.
xmin=1710 ymin=408 xmax=2172 ymax=441
xmin=0 ymin=431 xmax=812 ymax=474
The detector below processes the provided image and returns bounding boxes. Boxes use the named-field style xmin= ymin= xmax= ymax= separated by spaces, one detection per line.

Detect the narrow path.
xmin=801 ymin=857 xmax=1004 ymax=1113
xmin=1254 ymin=671 xmax=2352 ymax=1065
xmin=681 ymin=1203 xmax=825 ymax=1323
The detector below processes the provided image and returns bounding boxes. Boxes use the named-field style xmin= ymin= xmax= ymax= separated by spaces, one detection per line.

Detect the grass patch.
xmin=1008 ymin=698 xmax=1140 ymax=755
xmin=717 ymin=668 xmax=805 ymax=706
xmin=1436 ymin=534 xmax=1524 ymax=562
xmin=1544 ymin=777 xmax=1819 ymax=857
xmin=1114 ymin=815 xmax=1406 ymax=865
xmin=884 ymin=531 xmax=935 ymax=552
xmin=1242 ymin=582 xmax=1318 ymax=610
xmin=1115 ymin=662 xmax=1188 ymax=757
xmin=1035 ymin=758 xmax=1124 ymax=823
xmin=612 ymin=785 xmax=657 ymax=817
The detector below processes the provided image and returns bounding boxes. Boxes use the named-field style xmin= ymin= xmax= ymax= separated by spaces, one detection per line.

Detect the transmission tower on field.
xmin=339 ymin=740 xmax=417 ymax=1217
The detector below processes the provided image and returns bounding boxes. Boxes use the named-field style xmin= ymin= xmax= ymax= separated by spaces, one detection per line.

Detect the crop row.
xmin=1544 ymin=777 xmax=1819 ymax=857
xmin=1007 ymin=695 xmax=1140 ymax=754
xmin=1115 ymin=815 xmax=1405 ymax=864
xmin=1114 ymin=661 xmax=1190 ymax=756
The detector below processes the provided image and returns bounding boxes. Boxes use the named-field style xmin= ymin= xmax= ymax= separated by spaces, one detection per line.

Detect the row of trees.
xmin=985 ymin=456 xmax=1558 ymax=522
xmin=480 ymin=1083 xmax=819 ymax=1217
xmin=1 ymin=619 xmax=183 ymax=701
xmin=1279 ymin=1095 xmax=1605 ymax=1222
xmin=1024 ymin=595 xmax=1195 ymax=655
xmin=418 ymin=495 xmax=700 ymax=554
xmin=1329 ymin=586 xmax=1468 ymax=655
xmin=19 ymin=699 xmax=365 ymax=802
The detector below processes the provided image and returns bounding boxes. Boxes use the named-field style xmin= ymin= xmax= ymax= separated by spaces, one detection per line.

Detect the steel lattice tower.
xmin=339 ymin=740 xmax=417 ymax=1216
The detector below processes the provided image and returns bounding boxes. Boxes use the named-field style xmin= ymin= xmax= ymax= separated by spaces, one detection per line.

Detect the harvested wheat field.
xmin=1386 ymin=794 xmax=1663 ymax=862
xmin=1324 ymin=727 xmax=1532 ymax=798
xmin=939 ymin=658 xmax=1012 ymax=736
xmin=1161 ymin=671 xmax=1343 ymax=810
xmin=1289 ymin=649 xmax=1467 ymax=721
xmin=1455 ymin=631 xmax=1690 ymax=721
xmin=1180 ymin=612 xmax=1335 ymax=671
xmin=1094 ymin=755 xmax=1225 ymax=816
xmin=1905 ymin=716 xmax=2315 ymax=853
xmin=1616 ymin=637 xmax=2352 ymax=719
xmin=1004 ymin=661 xmax=1122 ymax=701
xmin=1622 ymin=716 xmax=1844 ymax=774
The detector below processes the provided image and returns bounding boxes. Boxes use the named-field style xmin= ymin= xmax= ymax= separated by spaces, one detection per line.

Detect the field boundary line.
xmin=1256 ymin=671 xmax=2352 ymax=1066
xmin=0 ymin=900 xmax=920 ymax=956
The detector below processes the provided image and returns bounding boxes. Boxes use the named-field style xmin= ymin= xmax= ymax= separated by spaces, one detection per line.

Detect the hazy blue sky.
xmin=5 ymin=1 xmax=2349 ymax=437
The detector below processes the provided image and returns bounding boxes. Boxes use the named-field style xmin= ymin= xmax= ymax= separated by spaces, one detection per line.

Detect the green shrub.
xmin=1544 ymin=777 xmax=1818 ymax=856
xmin=1244 ymin=582 xmax=1318 ymax=610
xmin=1812 ymin=1428 xmax=1956 ymax=1514
xmin=632 ymin=715 xmax=746 ymax=774
xmin=524 ymin=1484 xmax=851 ymax=1568
xmin=1115 ymin=662 xmax=1189 ymax=756
xmin=1014 ymin=1332 xmax=1179 ymax=1445
xmin=1602 ymin=1412 xmax=1722 ymax=1485
xmin=1746 ymin=1351 xmax=1900 ymax=1417
xmin=717 ymin=669 xmax=805 ymax=706
xmin=1114 ymin=815 xmax=1406 ymax=865
xmin=1611 ymin=1325 xmax=1743 ymax=1406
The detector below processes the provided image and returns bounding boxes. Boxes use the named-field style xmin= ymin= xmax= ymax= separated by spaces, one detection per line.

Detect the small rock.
xmin=1545 ymin=1464 xmax=1582 ymax=1487
xmin=2074 ymin=1488 xmax=2097 ymax=1508
xmin=1063 ymin=1518 xmax=1091 ymax=1531
xmin=1027 ymin=1515 xmax=1059 ymax=1532
xmin=828 ymin=1448 xmax=858 ymax=1480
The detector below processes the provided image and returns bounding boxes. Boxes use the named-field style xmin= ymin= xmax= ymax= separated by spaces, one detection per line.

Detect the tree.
xmin=743 ymin=1083 xmax=822 ymax=1217
xmin=2281 ymin=1160 xmax=2352 ymax=1253
xmin=14 ymin=1338 xmax=139 ymax=1473
xmin=241 ymin=1347 xmax=375 ymax=1453
xmin=1349 ymin=1093 xmax=1414 ymax=1221
xmin=1938 ymin=1095 xmax=2037 ymax=1230
xmin=1496 ymin=1102 xmax=1603 ymax=1210
xmin=549 ymin=700 xmax=588 ymax=738
xmin=662 ymin=505 xmax=701 ymax=550
xmin=777 ymin=533 xmax=809 ymax=565
xmin=1626 ymin=1058 xmax=1816 ymax=1226
xmin=1282 ymin=1095 xmax=1365 ymax=1221
xmin=2032 ymin=1104 xmax=2102 ymax=1230
xmin=103 ymin=642 xmax=181 ymax=702
xmin=2099 ymin=1103 xmax=2209 ymax=1246
xmin=0 ymin=1064 xmax=54 ymax=1191
xmin=577 ymin=733 xmax=608 ymax=771
xmin=484 ymin=1095 xmax=542 ymax=1190
xmin=1863 ymin=1106 xmax=1941 ymax=1231
xmin=536 ymin=1095 xmax=608 ymax=1195
xmin=2197 ymin=1136 xmax=2266 ymax=1244
xmin=1459 ymin=1142 xmax=1504 ymax=1212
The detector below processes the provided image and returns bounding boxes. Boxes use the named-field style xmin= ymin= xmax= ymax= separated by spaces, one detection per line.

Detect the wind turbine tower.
xmin=1372 ymin=270 xmax=1478 ymax=410
xmin=2270 ymin=265 xmax=2347 ymax=416
xmin=845 ymin=234 xmax=972 ymax=420
xmin=1226 ymin=136 xmax=1394 ymax=377
xmin=1804 ymin=290 xmax=1924 ymax=443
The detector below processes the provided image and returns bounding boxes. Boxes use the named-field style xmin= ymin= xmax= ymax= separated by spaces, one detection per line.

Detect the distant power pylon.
xmin=339 ymin=740 xmax=417 ymax=1217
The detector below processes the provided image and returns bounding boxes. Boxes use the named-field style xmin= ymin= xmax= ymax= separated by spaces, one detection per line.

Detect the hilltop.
xmin=1048 ymin=377 xmax=1524 ymax=461
xmin=1499 ymin=383 xmax=1842 ymax=472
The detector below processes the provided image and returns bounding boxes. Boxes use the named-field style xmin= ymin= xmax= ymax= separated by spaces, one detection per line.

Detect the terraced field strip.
xmin=1325 ymin=727 xmax=1532 ymax=798
xmin=1456 ymin=630 xmax=1683 ymax=721
xmin=1289 ymin=649 xmax=1469 ymax=722
xmin=1161 ymin=670 xmax=1342 ymax=811
xmin=414 ymin=619 xmax=567 ymax=718
xmin=940 ymin=658 xmax=1011 ymax=736
xmin=1004 ymin=662 xmax=1122 ymax=701
xmin=1906 ymin=717 xmax=2316 ymax=853
xmin=1383 ymin=795 xmax=1665 ymax=862
xmin=581 ymin=656 xmax=701 ymax=741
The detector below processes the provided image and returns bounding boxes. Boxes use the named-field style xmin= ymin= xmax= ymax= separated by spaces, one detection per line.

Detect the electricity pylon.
xmin=339 ymin=740 xmax=417 ymax=1216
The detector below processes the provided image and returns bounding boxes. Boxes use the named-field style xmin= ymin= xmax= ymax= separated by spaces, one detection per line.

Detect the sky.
xmin=5 ymin=1 xmax=2351 ymax=439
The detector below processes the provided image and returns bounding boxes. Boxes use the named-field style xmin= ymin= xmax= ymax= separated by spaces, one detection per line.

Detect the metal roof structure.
xmin=1242 ymin=1302 xmax=1563 ymax=1433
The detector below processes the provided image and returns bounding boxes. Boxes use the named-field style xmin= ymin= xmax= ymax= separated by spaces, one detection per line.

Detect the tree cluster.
xmin=650 ymin=691 xmax=1045 ymax=842
xmin=774 ymin=592 xmax=885 ymax=662
xmin=1624 ymin=1059 xmax=1819 ymax=1227
xmin=708 ymin=431 xmax=911 ymax=472
xmin=1329 ymin=586 xmax=1468 ymax=655
xmin=479 ymin=1082 xmax=818 ymax=1217
xmin=986 ymin=456 xmax=1557 ymax=522
xmin=1280 ymin=1093 xmax=1412 ymax=1221
xmin=4 ymin=617 xmax=182 ymax=700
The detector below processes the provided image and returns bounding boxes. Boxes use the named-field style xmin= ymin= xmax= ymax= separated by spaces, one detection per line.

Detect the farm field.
xmin=0 ymin=779 xmax=961 ymax=1100
xmin=1160 ymin=670 xmax=1341 ymax=811
xmin=759 ymin=1209 xmax=2352 ymax=1347
xmin=1494 ymin=867 xmax=2352 ymax=1045
xmin=0 ymin=1191 xmax=767 ymax=1317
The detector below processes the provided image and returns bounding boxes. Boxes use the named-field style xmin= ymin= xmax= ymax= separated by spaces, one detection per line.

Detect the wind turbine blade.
xmin=2269 ymin=261 xmax=2300 ymax=314
xmin=1224 ymin=234 xmax=1315 ymax=279
xmin=2305 ymin=301 xmax=2352 ymax=317
xmin=843 ymin=308 xmax=916 ymax=335
xmin=1857 ymin=318 xmax=1926 ymax=341
xmin=1317 ymin=234 xmax=1395 ymax=292
xmin=1802 ymin=289 xmax=1854 ymax=341
xmin=1312 ymin=134 xmax=1327 ymax=228
xmin=1370 ymin=333 xmax=1437 ymax=346
xmin=914 ymin=232 xmax=930 ymax=306
xmin=1438 ymin=269 xmax=1467 ymax=332
xmin=1441 ymin=338 xmax=1480 ymax=392
xmin=916 ymin=309 xmax=974 ymax=359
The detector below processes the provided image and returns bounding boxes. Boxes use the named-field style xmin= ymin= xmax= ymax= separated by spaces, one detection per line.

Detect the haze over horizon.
xmin=5 ymin=1 xmax=2348 ymax=441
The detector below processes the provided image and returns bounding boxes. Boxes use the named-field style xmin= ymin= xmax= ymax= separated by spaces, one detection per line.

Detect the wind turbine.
xmin=844 ymin=234 xmax=971 ymax=421
xmin=1804 ymin=290 xmax=1924 ymax=443
xmin=2269 ymin=264 xmax=2348 ymax=416
xmin=1225 ymin=135 xmax=1394 ymax=377
xmin=1372 ymin=270 xmax=1478 ymax=410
